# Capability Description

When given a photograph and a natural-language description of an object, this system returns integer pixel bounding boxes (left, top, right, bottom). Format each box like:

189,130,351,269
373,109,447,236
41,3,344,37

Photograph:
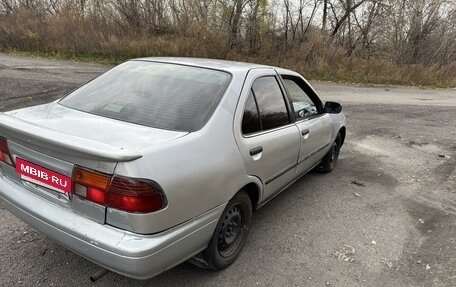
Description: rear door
234,69,300,201
280,75,333,173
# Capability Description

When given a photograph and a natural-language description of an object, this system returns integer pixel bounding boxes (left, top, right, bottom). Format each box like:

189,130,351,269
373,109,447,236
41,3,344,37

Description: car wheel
316,133,341,173
204,191,252,270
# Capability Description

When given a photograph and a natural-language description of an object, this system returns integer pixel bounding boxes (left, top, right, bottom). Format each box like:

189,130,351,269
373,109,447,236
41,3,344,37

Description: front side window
282,78,318,120
59,61,231,132
252,77,290,130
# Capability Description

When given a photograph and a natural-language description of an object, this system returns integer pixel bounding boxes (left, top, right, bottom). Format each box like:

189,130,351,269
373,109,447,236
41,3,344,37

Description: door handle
301,129,310,141
249,146,263,156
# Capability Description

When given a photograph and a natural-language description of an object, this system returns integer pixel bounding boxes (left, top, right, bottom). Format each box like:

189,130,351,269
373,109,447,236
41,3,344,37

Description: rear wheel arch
241,182,261,210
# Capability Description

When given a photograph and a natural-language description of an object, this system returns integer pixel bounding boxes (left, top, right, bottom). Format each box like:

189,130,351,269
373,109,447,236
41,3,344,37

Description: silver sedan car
0,58,345,280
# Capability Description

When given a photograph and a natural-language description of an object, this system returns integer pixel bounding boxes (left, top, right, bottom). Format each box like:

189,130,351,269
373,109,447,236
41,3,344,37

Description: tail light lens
107,177,165,213
72,166,166,213
0,137,14,166
73,167,111,205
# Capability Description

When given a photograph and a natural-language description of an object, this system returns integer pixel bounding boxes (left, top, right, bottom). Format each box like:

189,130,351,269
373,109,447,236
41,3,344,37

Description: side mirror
324,101,342,114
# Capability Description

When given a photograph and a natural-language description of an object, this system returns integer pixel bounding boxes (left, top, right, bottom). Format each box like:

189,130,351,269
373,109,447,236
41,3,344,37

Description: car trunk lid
4,103,188,161
0,103,188,224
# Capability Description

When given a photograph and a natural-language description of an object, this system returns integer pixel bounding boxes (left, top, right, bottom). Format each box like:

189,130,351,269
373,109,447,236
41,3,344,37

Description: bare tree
329,0,368,37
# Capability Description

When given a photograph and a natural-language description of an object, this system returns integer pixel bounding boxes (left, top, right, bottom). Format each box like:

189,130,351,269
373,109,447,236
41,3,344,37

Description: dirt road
0,54,455,287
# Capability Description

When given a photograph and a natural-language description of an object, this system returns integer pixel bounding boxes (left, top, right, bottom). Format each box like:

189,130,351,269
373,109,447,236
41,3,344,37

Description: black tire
204,191,252,270
316,133,342,173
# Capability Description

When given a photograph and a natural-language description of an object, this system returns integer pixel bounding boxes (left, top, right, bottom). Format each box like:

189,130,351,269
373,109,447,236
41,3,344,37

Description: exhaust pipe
90,268,109,282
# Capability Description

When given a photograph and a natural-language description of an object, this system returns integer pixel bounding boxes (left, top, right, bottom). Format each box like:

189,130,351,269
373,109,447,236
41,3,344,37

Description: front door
280,76,333,173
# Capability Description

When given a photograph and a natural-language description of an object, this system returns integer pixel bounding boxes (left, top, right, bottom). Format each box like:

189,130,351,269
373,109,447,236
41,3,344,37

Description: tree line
0,0,455,86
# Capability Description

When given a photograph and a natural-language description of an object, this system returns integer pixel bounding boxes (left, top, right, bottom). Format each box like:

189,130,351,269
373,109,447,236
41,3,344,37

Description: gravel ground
0,54,455,287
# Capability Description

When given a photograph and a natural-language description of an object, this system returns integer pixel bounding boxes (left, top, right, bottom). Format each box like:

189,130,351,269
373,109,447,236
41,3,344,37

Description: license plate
15,158,72,193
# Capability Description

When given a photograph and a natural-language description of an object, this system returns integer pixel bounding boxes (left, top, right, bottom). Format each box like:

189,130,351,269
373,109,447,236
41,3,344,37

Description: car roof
132,57,298,75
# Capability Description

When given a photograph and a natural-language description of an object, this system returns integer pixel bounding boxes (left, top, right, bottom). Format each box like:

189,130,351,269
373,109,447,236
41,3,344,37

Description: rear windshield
59,61,231,132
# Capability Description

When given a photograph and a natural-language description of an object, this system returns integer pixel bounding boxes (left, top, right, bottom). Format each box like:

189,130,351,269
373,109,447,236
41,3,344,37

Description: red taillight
0,137,14,166
72,166,166,213
87,187,106,205
107,177,165,213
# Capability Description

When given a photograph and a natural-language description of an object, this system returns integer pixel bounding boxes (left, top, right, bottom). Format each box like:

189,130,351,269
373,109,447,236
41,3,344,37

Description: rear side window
252,77,290,130
241,76,291,135
59,61,231,132
242,90,261,134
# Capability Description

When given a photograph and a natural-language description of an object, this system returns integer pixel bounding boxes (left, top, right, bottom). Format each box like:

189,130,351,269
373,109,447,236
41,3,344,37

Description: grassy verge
1,49,122,65
2,47,455,89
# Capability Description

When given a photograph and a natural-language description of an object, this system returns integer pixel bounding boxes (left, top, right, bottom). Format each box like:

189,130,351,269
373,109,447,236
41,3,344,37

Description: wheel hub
218,206,242,251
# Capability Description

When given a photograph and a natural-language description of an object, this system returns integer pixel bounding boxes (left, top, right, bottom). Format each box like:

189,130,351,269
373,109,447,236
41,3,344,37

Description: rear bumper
0,174,224,279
